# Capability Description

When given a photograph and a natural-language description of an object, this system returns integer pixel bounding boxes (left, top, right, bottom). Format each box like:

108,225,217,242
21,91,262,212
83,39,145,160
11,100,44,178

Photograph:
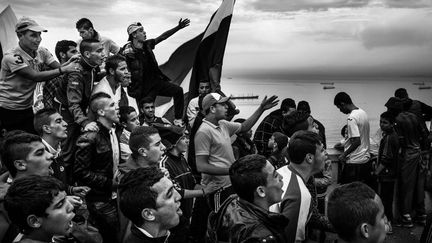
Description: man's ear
305,153,314,164
141,208,155,222
359,223,369,239
256,186,266,198
27,215,43,229
108,67,115,76
59,51,67,60
42,124,52,134
97,109,105,117
83,50,90,59
209,106,216,114
138,147,147,157
14,160,27,172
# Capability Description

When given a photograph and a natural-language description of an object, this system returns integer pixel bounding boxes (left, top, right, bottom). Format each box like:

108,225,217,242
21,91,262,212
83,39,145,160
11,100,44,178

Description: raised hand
178,18,190,29
260,95,279,111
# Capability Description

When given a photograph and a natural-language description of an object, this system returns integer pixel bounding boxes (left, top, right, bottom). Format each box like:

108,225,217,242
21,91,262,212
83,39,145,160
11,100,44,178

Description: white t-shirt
345,108,370,164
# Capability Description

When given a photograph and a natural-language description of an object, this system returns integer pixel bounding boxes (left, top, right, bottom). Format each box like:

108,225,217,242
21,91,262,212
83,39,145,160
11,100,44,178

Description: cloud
251,0,369,12
250,0,432,12
359,10,432,48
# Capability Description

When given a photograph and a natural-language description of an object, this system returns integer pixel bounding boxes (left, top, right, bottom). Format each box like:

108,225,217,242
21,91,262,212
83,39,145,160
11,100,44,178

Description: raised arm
240,95,279,133
15,61,79,82
155,18,190,45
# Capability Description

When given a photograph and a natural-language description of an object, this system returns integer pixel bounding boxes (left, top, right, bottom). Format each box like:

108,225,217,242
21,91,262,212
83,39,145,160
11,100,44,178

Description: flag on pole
156,0,236,119
188,0,235,101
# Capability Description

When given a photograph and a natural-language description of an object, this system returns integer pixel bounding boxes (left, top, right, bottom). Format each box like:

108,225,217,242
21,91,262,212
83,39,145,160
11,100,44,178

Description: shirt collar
135,225,170,239
41,139,61,158
202,118,219,129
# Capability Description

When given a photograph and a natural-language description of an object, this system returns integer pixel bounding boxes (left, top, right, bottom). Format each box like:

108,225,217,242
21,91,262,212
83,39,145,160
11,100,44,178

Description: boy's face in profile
38,191,75,237
379,117,393,133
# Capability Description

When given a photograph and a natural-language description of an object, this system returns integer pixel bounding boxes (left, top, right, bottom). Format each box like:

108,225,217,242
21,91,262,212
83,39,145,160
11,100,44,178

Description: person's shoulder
76,130,98,146
37,46,52,55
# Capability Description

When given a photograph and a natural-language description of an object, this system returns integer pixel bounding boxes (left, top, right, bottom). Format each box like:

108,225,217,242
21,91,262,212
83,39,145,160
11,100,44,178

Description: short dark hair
229,154,267,203
281,98,296,112
119,106,136,124
394,88,408,99
79,39,100,54
334,92,353,106
282,110,310,137
33,108,58,136
119,167,165,226
105,54,126,74
139,96,155,109
129,126,159,158
328,182,380,242
380,111,396,124
76,18,93,30
54,40,77,61
1,132,42,177
288,130,322,164
272,132,288,151
297,100,311,114
89,92,112,117
4,175,65,234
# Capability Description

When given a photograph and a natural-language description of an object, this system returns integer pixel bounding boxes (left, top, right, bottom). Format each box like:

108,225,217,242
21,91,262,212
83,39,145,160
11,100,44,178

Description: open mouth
177,207,183,216
48,166,54,176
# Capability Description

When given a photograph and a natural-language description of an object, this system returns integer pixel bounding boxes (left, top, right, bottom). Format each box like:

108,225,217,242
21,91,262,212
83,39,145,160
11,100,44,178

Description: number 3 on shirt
13,54,24,64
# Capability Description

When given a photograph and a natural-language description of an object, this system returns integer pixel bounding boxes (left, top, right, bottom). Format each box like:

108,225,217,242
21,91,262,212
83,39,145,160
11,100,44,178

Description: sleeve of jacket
380,134,399,168
73,133,112,190
66,72,90,128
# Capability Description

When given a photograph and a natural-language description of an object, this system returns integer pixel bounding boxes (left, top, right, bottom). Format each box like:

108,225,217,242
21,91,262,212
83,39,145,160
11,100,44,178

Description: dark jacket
73,121,121,202
253,109,284,157
55,58,96,127
207,195,288,243
125,225,169,243
120,40,170,101
377,129,400,179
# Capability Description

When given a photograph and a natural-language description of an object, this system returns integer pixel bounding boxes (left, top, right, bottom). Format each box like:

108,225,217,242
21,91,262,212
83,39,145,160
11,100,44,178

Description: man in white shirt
92,54,131,107
334,92,370,184
187,80,211,127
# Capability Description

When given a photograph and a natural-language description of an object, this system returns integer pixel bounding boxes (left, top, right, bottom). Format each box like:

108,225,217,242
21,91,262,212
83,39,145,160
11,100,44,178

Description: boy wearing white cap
120,19,190,127
0,17,79,133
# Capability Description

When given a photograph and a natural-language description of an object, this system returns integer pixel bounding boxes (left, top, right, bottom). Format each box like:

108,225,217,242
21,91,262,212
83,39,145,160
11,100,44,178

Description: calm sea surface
222,77,432,146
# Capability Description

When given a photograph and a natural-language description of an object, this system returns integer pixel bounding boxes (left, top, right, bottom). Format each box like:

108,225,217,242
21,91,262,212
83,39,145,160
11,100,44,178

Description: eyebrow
165,185,174,199
53,193,66,208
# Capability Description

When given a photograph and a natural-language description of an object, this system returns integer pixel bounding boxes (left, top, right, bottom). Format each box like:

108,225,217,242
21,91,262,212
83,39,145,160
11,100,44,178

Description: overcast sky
2,0,432,78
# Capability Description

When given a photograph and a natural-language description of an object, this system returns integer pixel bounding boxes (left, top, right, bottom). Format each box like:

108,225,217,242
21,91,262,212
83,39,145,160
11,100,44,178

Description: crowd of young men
0,15,432,243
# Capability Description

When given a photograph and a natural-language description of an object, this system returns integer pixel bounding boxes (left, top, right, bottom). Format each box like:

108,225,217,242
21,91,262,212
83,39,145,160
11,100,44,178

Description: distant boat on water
320,82,334,85
230,94,259,100
323,86,335,90
419,86,431,90
413,82,425,85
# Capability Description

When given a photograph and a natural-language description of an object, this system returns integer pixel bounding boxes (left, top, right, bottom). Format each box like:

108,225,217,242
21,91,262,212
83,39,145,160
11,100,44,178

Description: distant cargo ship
323,86,335,90
413,82,425,85
419,86,431,90
320,82,334,85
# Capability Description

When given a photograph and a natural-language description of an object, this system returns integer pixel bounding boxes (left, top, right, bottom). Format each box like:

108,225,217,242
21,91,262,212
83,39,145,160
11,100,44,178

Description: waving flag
188,0,235,101
156,0,236,119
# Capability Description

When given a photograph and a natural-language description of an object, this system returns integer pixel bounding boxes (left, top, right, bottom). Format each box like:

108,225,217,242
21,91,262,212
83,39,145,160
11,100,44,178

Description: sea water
223,77,432,146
